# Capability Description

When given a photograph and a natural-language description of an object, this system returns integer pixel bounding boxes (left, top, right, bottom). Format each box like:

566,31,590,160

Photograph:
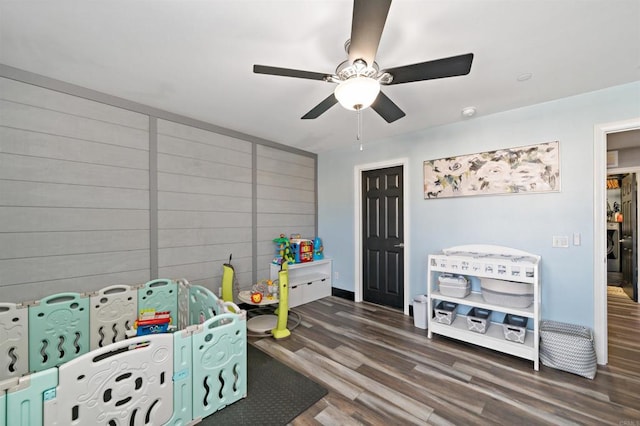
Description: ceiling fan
253,0,473,123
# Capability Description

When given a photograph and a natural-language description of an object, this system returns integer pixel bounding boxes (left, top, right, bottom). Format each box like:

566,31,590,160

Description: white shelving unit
427,245,541,370
270,259,332,308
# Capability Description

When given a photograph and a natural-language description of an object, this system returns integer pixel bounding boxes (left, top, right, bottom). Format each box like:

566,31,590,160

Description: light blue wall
318,81,640,328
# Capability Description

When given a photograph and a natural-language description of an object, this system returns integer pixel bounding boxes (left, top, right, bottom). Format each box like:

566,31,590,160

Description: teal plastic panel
28,293,90,372
0,388,4,426
0,378,17,426
0,303,28,381
138,279,179,325
191,313,247,419
188,285,221,327
6,367,58,426
166,330,194,425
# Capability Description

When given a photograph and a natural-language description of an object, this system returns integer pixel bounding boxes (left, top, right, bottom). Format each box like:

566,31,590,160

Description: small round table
238,291,279,335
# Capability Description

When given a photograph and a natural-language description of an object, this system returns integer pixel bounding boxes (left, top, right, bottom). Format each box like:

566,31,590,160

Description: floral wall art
423,141,560,199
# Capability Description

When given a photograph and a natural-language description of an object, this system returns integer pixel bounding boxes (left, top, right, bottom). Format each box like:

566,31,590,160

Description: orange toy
251,292,263,303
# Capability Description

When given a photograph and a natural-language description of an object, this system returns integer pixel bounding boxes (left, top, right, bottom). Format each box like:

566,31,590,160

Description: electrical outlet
334,271,339,280
552,236,569,248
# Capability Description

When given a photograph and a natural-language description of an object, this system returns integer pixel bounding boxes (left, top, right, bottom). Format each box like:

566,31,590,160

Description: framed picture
424,141,560,199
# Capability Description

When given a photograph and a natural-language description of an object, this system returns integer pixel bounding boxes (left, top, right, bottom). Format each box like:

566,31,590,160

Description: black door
621,173,638,301
362,166,404,309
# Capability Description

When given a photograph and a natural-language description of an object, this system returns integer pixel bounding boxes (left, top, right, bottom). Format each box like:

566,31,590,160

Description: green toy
273,234,295,265
271,262,291,339
222,254,235,303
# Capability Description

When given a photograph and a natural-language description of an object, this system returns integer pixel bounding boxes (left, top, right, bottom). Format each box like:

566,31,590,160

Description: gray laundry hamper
539,320,597,379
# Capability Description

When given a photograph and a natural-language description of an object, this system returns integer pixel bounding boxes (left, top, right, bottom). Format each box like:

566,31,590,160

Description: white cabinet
427,245,541,370
270,259,332,308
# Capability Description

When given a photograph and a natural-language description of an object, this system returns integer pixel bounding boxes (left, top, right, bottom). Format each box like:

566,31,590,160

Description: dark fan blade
371,91,405,123
383,53,474,85
348,0,391,67
253,65,331,82
301,93,338,119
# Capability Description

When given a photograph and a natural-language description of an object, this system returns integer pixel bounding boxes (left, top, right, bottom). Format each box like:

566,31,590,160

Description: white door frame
354,158,410,314
593,117,640,364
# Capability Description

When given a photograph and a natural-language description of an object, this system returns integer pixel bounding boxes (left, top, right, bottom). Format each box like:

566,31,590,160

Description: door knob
394,243,404,248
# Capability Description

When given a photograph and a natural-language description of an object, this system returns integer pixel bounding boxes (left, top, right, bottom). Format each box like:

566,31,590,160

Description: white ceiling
608,129,640,150
1,0,639,153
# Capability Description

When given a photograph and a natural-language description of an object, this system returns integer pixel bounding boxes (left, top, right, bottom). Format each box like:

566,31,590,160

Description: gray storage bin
434,301,457,325
502,314,527,343
466,307,491,334
539,320,597,379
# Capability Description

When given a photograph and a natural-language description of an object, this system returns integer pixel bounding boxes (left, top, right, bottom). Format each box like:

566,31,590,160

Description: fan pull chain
356,107,363,151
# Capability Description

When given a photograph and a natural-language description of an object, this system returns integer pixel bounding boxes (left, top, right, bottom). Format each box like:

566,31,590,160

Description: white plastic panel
89,285,138,350
177,279,190,330
46,334,174,426
0,303,28,380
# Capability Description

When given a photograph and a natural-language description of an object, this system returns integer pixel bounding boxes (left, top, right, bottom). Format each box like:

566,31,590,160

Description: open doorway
606,171,639,302
606,130,640,302
594,119,640,365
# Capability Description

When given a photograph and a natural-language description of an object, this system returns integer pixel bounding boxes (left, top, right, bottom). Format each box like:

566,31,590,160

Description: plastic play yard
0,278,247,425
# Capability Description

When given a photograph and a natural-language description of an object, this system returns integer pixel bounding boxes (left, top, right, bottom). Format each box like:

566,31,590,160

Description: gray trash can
412,295,428,329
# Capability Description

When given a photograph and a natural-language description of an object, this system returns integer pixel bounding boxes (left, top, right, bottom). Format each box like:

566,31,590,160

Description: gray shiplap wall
0,78,150,301
256,145,316,280
156,119,253,293
0,74,316,302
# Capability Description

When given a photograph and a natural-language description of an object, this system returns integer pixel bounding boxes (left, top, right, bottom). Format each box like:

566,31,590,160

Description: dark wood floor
249,291,640,425
607,286,640,376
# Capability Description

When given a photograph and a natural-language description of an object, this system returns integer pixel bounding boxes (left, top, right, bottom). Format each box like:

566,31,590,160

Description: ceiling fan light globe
334,77,380,111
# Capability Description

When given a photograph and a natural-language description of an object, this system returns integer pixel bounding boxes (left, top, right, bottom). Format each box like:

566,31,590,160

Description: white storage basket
438,273,470,298
480,278,533,308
